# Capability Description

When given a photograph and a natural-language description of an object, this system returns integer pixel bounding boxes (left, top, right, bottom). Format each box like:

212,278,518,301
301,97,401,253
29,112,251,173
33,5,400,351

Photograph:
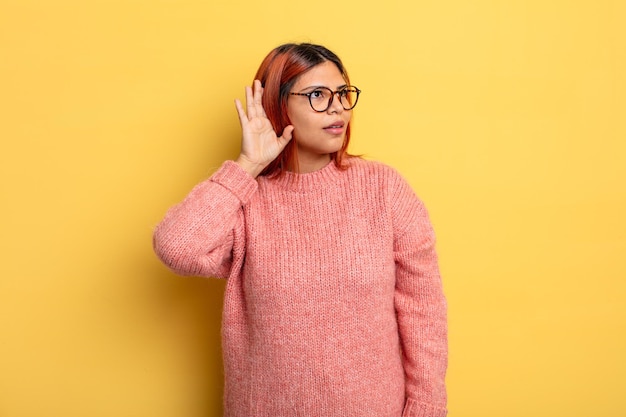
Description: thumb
278,125,294,145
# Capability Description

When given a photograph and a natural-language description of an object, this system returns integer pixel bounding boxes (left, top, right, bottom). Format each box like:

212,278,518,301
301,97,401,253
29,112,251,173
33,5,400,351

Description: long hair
253,43,354,176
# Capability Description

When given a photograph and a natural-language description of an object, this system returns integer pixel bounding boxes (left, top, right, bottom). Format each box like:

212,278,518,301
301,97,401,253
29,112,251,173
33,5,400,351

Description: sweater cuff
402,398,447,417
210,160,258,205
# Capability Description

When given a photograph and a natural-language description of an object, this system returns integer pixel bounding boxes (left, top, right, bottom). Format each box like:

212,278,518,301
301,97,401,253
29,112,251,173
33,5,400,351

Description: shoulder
344,157,414,193
344,158,431,234
344,157,405,181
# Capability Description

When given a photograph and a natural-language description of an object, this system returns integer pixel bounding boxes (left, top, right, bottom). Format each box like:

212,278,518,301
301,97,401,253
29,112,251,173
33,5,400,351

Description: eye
309,89,327,100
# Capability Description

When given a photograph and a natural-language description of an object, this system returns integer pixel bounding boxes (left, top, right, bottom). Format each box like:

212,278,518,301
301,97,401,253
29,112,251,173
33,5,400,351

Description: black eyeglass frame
289,86,362,112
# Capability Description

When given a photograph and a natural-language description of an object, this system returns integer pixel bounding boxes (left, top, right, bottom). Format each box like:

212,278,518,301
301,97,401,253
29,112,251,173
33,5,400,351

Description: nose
327,92,344,113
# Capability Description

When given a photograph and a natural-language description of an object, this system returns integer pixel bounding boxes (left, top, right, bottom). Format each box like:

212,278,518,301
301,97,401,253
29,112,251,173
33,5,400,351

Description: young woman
153,43,448,417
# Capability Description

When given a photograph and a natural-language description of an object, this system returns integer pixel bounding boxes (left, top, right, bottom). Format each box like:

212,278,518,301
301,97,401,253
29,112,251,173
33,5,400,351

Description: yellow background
1,0,625,416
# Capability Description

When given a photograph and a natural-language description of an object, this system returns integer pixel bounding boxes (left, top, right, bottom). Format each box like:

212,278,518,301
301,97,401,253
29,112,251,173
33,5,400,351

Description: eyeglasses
289,86,361,112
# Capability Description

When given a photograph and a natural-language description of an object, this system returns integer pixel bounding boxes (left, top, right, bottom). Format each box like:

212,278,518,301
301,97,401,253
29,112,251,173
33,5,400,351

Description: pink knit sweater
153,158,447,417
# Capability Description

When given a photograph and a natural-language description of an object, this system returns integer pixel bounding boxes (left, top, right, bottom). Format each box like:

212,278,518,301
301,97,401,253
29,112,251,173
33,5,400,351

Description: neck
295,154,332,173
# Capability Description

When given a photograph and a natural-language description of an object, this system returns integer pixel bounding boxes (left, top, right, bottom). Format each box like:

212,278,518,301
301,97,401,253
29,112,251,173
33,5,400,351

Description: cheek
287,108,302,131
288,112,314,132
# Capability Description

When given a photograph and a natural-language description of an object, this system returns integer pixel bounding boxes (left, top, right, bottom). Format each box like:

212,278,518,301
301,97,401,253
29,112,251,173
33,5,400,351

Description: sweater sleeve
389,172,448,417
153,160,257,278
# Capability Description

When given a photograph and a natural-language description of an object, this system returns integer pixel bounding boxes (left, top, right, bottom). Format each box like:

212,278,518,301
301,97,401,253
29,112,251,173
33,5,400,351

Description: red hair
253,43,354,176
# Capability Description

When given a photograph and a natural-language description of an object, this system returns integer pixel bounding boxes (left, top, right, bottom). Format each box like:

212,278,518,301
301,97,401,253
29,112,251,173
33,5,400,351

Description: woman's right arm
153,161,257,278
153,80,293,278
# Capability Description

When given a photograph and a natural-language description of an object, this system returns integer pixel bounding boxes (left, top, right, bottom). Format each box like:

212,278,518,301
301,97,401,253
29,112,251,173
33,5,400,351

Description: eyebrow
298,83,348,92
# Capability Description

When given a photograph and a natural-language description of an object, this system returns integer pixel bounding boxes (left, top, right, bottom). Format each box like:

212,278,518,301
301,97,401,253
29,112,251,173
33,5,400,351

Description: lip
323,120,346,135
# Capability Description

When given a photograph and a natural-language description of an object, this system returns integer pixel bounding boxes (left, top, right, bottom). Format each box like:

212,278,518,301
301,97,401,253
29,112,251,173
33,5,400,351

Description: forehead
291,61,346,90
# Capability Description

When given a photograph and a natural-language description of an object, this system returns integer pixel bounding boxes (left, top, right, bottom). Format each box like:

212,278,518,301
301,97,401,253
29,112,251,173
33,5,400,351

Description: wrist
235,155,265,178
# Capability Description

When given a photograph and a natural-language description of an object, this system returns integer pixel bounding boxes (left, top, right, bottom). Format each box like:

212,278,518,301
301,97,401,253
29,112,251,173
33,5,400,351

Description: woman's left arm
390,172,448,417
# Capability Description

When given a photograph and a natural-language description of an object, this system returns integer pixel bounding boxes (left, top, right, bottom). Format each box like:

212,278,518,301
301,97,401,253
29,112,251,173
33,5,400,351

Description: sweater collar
259,160,342,192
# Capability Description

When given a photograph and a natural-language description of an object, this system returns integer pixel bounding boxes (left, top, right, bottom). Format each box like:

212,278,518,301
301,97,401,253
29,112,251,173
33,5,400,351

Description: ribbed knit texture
153,158,447,417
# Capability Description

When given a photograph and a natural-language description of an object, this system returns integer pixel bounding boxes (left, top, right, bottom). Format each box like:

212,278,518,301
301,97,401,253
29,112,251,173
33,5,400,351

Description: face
286,61,352,173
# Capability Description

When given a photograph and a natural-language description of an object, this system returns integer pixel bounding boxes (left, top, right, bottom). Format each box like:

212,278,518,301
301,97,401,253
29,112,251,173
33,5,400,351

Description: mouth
323,121,346,134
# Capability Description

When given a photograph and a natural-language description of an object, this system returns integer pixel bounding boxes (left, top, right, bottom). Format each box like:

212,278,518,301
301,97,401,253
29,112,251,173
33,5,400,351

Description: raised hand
234,80,294,177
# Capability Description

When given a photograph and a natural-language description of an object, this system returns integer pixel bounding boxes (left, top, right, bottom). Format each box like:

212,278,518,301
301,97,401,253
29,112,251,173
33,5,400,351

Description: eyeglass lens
309,87,359,112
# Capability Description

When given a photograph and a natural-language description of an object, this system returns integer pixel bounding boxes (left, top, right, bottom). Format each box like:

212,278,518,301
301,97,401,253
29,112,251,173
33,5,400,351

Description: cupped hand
234,80,294,177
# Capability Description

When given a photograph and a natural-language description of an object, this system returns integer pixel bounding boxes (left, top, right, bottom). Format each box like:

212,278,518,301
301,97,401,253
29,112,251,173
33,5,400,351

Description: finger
253,80,263,105
278,125,295,144
245,85,256,119
234,99,248,127
253,80,268,118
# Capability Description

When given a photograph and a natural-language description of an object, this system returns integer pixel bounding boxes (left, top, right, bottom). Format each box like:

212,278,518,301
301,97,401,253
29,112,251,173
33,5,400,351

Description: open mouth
323,121,345,133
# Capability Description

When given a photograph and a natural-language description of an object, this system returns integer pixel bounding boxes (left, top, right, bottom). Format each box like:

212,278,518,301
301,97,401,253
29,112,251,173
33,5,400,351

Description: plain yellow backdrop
1,0,625,416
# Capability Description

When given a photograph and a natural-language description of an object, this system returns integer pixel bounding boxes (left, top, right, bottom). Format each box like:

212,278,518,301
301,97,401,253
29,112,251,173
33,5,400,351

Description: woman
153,43,447,417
